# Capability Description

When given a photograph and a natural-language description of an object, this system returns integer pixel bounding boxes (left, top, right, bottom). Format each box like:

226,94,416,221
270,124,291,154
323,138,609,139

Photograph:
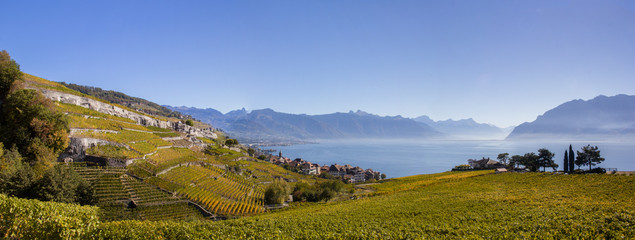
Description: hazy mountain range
169,94,635,144
507,94,635,139
167,107,442,143
413,116,513,139
166,106,509,144
61,80,632,143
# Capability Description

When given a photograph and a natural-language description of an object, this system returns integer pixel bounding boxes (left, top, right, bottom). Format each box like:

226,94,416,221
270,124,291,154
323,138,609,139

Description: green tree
381,173,386,180
225,139,238,147
292,182,318,202
0,146,35,199
537,148,557,172
497,153,510,167
34,164,95,205
318,172,336,179
564,150,569,173
1,51,69,172
319,179,344,193
264,179,291,205
293,179,344,202
509,155,523,170
569,144,575,171
0,50,22,100
0,145,95,205
318,188,336,201
247,148,255,157
0,89,69,174
185,119,194,126
519,152,540,172
575,145,605,171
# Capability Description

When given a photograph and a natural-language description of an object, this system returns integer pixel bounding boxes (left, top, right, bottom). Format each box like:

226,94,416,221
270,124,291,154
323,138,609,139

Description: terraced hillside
20,74,315,220
2,171,633,239
71,163,206,221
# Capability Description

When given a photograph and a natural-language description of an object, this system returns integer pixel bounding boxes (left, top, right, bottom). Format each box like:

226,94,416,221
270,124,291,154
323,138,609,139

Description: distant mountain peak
414,115,509,139
225,108,248,118
414,115,435,125
507,94,635,139
347,110,370,116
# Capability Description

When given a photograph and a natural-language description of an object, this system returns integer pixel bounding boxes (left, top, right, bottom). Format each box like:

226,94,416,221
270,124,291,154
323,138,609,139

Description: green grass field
2,171,633,239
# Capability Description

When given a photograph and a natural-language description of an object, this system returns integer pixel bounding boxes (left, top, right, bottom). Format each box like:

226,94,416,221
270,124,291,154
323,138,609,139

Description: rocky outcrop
60,137,144,166
37,87,221,167
70,128,119,135
38,88,217,139
59,137,127,162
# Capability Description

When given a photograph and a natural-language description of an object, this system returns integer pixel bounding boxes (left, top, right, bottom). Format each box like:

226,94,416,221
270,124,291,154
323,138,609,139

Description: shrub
587,167,606,174
225,139,238,146
452,164,472,171
320,179,344,192
264,179,290,205
292,180,344,202
454,164,471,170
35,165,96,205
0,147,35,199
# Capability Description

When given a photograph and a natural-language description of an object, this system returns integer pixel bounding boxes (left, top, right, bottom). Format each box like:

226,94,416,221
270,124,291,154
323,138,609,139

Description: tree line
264,178,346,205
61,82,184,118
496,144,605,173
0,50,95,205
562,144,605,173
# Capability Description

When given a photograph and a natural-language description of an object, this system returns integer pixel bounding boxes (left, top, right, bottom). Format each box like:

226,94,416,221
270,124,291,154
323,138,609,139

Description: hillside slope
3,171,633,239
508,94,635,139
61,82,184,118
20,74,313,221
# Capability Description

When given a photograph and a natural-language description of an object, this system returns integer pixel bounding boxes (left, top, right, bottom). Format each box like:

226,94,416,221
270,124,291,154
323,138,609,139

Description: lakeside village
265,151,385,183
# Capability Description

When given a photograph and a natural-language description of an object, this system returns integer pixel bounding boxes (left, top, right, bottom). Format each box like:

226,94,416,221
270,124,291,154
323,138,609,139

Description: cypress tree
568,144,575,172
564,150,569,173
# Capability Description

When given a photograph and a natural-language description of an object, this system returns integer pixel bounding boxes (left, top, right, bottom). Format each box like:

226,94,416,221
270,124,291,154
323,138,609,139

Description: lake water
269,139,635,178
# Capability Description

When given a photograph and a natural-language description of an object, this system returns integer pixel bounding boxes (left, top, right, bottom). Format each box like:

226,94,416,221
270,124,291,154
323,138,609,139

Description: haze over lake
271,139,635,178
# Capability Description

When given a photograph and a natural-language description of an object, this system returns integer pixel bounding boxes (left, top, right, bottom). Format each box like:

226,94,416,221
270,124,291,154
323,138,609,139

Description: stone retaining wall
37,88,217,139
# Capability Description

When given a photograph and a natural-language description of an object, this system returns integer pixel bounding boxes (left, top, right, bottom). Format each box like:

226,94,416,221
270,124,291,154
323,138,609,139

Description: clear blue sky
2,1,634,127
